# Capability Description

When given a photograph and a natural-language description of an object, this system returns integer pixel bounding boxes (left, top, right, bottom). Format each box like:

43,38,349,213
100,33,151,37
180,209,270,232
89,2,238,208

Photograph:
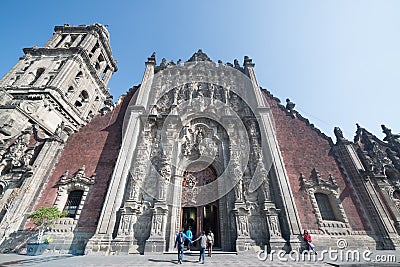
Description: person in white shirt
206,230,214,257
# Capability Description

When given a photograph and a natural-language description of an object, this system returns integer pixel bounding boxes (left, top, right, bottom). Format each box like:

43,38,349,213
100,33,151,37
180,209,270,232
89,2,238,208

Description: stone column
44,32,63,48
86,56,155,255
71,35,83,47
167,174,183,251
102,69,113,84
92,48,102,64
79,33,97,51
245,62,302,250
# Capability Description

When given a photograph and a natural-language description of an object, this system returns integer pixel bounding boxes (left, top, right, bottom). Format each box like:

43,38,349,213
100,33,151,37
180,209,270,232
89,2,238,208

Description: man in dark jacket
174,230,192,264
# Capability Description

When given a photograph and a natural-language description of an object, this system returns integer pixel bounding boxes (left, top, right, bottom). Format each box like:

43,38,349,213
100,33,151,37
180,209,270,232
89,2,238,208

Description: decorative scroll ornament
0,128,35,175
57,165,96,185
301,168,339,192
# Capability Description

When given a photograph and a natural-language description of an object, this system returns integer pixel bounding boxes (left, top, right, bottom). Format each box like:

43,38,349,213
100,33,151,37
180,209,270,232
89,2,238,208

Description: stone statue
382,125,400,144
334,127,346,143
285,98,295,112
224,86,230,105
209,83,215,104
238,215,249,236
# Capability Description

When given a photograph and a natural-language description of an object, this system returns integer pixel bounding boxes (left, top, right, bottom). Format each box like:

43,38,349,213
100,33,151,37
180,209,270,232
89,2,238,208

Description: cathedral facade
0,24,400,255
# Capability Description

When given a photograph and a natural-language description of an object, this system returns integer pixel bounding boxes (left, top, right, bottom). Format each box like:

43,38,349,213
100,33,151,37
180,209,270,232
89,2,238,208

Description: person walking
303,230,317,255
185,226,193,251
192,231,207,264
174,230,192,264
206,230,214,257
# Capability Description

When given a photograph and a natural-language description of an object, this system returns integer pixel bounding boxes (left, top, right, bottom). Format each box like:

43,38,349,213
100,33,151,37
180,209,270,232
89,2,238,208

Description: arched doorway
181,166,220,247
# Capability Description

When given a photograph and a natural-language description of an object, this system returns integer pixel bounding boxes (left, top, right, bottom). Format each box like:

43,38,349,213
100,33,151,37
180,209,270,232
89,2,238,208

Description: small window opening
63,190,84,218
315,192,337,221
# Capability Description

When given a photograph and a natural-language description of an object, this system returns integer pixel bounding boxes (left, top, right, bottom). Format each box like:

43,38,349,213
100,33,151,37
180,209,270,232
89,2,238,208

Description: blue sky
1,0,399,140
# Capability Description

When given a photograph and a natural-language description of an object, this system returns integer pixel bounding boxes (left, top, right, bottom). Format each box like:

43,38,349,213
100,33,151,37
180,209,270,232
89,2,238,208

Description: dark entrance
181,167,220,247
181,203,219,247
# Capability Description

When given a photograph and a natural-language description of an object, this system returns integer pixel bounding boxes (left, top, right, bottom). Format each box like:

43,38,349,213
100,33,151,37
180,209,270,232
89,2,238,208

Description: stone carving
0,119,14,136
20,101,39,114
301,169,350,233
152,214,163,235
382,125,400,145
230,158,244,202
285,98,295,112
237,215,249,236
355,125,400,181
371,143,393,175
181,173,199,206
301,168,338,191
181,124,217,159
0,129,34,174
263,204,282,238
334,127,347,143
99,96,115,115
118,212,135,236
209,83,215,104
224,86,230,105
269,216,280,236
57,165,96,185
129,177,140,201
382,125,400,156
186,49,212,62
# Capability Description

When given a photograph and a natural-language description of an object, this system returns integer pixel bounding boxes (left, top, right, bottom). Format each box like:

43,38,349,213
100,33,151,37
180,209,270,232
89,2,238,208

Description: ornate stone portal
86,52,298,254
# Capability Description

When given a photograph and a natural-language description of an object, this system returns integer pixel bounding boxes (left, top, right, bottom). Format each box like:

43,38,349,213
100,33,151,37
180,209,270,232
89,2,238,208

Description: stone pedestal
264,201,287,252
144,204,168,253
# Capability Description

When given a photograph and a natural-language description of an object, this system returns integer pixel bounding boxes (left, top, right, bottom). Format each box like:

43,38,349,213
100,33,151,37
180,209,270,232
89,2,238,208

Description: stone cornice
261,88,334,146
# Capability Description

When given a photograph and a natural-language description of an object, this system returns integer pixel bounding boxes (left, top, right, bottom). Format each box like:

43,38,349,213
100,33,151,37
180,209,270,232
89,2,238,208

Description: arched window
74,90,89,108
315,193,337,221
75,71,83,83
29,68,45,85
63,190,84,218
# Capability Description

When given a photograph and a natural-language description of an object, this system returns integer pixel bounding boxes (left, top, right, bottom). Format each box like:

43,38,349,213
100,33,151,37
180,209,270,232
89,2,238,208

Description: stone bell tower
0,23,117,138
0,24,117,246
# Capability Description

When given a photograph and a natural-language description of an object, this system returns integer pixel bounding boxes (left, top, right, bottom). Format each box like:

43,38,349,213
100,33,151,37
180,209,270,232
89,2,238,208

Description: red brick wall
263,90,368,232
33,87,139,232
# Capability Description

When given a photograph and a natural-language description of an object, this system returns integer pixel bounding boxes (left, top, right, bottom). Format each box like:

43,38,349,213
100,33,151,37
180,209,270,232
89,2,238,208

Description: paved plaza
1,250,400,267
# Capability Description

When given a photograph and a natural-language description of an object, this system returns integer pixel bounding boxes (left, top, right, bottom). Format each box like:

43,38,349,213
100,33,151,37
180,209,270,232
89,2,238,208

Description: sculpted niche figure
382,125,400,145
334,127,347,143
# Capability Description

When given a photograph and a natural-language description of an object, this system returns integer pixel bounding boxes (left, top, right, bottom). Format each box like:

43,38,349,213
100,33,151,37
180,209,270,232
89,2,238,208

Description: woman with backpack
192,231,207,264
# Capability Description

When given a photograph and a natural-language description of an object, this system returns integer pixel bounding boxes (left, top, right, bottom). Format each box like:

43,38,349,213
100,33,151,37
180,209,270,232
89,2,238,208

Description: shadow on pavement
0,255,74,266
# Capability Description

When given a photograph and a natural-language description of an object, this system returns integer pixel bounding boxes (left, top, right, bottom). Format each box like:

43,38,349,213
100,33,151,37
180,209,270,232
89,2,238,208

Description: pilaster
144,203,169,253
